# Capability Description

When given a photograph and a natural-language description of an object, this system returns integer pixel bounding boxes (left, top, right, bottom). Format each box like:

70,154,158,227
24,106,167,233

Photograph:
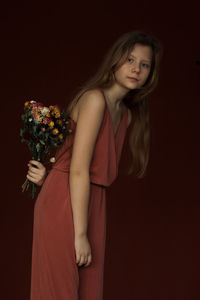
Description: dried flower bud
50,157,56,163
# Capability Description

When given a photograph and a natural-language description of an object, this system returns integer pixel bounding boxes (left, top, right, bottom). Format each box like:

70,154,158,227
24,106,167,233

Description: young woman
27,31,162,300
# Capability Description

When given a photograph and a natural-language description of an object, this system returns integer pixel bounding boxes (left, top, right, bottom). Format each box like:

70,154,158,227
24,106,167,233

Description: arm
69,90,105,238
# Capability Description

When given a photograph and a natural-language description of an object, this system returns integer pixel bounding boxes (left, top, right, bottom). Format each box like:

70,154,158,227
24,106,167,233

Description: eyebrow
129,54,151,63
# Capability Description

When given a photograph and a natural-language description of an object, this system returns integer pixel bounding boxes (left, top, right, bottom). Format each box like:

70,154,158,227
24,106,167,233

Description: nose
131,61,140,73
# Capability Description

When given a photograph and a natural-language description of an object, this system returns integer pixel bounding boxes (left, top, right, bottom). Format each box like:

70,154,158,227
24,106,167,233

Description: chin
126,83,139,90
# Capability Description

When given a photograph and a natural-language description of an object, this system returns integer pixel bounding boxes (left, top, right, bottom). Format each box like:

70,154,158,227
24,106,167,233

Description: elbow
69,167,90,178
69,168,90,187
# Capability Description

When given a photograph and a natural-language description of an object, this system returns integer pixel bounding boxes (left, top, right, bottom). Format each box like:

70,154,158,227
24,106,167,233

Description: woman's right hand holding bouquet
20,100,71,198
27,160,47,186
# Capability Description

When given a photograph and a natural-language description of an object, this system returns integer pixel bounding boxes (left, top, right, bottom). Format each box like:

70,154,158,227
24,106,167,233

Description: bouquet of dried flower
20,100,72,198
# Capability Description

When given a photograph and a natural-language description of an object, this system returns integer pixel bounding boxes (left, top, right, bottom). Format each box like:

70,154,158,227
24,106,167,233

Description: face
114,43,153,91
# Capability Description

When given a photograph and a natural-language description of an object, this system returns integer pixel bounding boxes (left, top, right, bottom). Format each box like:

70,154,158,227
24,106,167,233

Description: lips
128,77,139,81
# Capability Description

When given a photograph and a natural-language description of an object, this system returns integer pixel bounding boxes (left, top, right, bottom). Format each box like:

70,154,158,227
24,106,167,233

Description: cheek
143,68,151,80
115,65,127,78
114,69,122,80
140,69,151,86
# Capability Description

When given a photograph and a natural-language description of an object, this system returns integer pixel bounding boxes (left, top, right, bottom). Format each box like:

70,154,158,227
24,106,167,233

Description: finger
84,254,92,267
28,166,42,175
27,170,40,178
88,253,92,263
78,255,86,266
27,174,38,183
83,257,88,265
27,162,38,168
76,253,80,264
84,261,89,267
78,255,84,266
28,170,41,178
29,160,42,168
28,166,39,174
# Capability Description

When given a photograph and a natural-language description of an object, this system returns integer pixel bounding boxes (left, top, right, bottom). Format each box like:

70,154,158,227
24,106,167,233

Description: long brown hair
67,30,163,178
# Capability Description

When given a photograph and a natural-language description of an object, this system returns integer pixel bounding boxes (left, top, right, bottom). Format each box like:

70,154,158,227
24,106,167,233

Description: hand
74,234,92,268
27,160,47,186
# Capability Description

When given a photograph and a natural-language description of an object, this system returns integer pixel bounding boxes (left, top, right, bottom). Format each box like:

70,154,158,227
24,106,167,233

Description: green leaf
20,129,24,137
39,140,45,145
36,143,40,152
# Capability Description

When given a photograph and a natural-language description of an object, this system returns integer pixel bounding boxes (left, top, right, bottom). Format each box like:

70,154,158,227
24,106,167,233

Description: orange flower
24,101,29,107
58,133,63,140
55,112,60,118
46,112,50,117
54,105,60,112
56,119,62,125
49,121,54,127
52,128,59,135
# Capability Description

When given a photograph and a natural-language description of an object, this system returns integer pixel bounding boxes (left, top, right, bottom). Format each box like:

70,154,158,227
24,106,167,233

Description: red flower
37,102,44,107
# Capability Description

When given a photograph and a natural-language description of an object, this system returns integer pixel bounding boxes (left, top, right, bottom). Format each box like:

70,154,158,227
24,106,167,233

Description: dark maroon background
1,1,200,299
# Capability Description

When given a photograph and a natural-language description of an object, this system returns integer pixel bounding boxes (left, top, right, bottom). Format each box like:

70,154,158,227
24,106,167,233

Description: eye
142,63,149,68
127,58,133,63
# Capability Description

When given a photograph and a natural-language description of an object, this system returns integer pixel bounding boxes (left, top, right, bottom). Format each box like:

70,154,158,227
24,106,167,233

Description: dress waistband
51,167,69,173
51,167,106,189
90,182,106,189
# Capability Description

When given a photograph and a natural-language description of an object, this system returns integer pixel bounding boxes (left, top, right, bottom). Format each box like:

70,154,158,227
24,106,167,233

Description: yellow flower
24,101,29,107
46,112,50,117
52,128,59,135
58,133,63,140
49,121,54,127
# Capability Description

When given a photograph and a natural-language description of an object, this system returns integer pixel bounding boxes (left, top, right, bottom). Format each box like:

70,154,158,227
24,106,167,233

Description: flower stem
22,178,29,192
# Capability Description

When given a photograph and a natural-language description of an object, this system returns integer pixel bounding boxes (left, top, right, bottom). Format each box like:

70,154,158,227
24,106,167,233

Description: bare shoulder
69,89,106,173
77,89,105,116
127,108,132,127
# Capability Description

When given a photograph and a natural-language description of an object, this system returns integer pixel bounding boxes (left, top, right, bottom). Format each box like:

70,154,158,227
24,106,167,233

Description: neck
103,84,129,108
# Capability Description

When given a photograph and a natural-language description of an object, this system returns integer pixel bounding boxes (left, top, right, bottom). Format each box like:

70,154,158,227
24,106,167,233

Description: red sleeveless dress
30,88,128,300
